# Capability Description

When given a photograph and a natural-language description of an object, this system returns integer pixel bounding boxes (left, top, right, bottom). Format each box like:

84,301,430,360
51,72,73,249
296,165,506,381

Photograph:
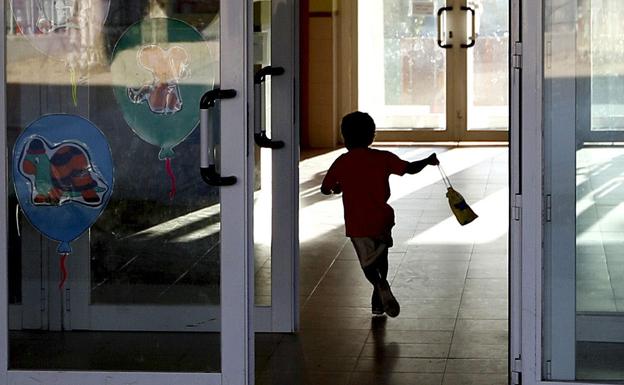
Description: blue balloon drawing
13,114,114,288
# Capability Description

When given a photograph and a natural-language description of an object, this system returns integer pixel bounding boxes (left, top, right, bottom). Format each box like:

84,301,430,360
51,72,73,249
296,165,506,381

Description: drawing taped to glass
11,0,111,105
128,45,190,115
12,114,114,288
112,17,215,199
18,136,109,207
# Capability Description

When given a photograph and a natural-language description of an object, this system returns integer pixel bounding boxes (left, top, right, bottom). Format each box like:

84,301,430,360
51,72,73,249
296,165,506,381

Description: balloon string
70,67,78,107
15,203,21,237
165,158,177,200
59,253,68,289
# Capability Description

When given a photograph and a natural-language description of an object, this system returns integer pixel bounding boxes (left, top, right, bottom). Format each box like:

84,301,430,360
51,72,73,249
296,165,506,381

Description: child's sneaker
377,280,400,317
372,288,384,315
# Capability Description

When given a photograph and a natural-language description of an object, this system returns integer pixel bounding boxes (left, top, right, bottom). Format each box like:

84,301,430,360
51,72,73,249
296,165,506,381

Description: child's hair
341,111,375,149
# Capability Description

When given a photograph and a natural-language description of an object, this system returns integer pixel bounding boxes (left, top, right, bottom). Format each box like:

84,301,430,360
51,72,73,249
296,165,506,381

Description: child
320,111,439,317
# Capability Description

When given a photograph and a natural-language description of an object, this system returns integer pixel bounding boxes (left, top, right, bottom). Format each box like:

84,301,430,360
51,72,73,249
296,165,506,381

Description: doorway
282,0,513,383
358,0,509,142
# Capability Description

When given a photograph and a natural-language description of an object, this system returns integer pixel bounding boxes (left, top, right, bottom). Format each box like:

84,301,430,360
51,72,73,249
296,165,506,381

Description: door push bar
437,6,453,49
254,66,285,149
461,6,476,48
200,88,238,186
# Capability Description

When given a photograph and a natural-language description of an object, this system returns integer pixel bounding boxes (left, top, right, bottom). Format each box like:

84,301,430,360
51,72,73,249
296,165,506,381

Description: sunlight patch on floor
409,188,509,245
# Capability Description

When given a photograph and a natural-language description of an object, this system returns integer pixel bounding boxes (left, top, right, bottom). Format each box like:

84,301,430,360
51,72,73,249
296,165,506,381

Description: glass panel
253,0,272,307
544,0,624,381
590,1,624,131
467,0,509,131
7,0,221,372
359,0,447,130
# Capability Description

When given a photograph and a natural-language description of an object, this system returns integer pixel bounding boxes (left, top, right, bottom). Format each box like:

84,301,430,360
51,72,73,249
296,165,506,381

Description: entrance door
2,0,256,384
516,0,624,383
359,0,509,142
8,0,298,335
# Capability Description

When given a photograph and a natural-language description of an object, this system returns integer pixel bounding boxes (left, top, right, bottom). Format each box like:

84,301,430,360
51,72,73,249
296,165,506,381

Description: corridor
256,145,509,385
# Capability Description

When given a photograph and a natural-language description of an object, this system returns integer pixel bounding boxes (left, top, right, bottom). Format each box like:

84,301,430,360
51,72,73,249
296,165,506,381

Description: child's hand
428,153,440,166
320,183,342,195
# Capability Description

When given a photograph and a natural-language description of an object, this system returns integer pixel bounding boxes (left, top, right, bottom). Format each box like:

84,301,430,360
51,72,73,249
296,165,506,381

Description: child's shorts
350,233,393,268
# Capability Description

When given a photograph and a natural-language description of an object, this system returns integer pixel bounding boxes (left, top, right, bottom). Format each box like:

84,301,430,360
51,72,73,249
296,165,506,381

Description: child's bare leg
366,247,399,317
377,249,389,280
363,248,392,316
363,263,384,315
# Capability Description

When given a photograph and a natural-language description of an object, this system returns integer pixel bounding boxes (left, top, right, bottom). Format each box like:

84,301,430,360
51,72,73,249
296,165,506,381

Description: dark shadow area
10,330,221,372
577,341,624,382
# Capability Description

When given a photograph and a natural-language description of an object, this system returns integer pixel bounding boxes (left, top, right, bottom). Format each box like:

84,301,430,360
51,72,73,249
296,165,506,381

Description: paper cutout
112,18,214,198
11,0,110,57
128,45,190,115
19,136,108,207
12,0,111,106
12,114,114,288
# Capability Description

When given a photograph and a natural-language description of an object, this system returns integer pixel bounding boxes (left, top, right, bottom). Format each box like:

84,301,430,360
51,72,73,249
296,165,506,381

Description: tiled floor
256,145,510,385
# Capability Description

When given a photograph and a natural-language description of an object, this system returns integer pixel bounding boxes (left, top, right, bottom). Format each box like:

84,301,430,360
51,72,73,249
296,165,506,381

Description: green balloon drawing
111,17,215,198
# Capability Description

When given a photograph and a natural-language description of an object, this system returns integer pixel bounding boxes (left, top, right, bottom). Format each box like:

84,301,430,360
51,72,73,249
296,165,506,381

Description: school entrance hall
254,144,509,385
3,1,624,385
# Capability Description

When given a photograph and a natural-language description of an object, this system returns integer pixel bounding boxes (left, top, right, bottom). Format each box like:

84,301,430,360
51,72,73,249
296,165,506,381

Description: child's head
341,111,375,149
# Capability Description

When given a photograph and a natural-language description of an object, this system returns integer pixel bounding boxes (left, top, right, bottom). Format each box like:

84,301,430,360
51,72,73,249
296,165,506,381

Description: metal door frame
0,0,255,383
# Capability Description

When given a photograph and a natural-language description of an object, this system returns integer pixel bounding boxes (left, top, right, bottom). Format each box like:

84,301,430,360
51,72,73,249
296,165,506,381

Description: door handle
437,6,453,49
461,6,476,48
254,66,285,149
200,89,238,186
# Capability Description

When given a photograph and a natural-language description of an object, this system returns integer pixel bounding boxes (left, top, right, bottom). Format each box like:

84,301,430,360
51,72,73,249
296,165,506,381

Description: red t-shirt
321,148,408,237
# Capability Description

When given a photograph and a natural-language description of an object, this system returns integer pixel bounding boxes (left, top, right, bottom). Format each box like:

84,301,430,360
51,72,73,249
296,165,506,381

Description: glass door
252,0,299,332
518,0,624,383
4,0,296,336
358,0,509,142
2,0,255,384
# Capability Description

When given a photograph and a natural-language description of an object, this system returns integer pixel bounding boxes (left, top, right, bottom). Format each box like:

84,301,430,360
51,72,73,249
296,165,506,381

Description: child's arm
321,162,341,195
405,153,439,175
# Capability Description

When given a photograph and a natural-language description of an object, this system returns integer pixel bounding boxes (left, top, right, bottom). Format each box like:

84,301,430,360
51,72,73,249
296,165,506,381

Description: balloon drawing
11,0,111,105
128,45,190,115
13,114,113,288
111,17,215,199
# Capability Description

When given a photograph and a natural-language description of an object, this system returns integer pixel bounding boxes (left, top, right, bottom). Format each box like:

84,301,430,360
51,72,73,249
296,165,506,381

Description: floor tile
442,373,507,385
348,372,443,385
445,359,507,374
354,357,447,373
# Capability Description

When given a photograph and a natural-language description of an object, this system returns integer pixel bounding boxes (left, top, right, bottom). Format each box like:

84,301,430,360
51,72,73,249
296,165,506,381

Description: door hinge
546,40,552,69
512,356,522,385
64,288,71,312
545,360,552,380
40,287,46,312
512,193,522,221
545,194,552,222
512,41,522,69
512,370,522,385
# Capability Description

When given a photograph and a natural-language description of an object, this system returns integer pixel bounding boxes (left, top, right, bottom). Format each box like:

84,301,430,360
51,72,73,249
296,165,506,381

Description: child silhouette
321,111,439,317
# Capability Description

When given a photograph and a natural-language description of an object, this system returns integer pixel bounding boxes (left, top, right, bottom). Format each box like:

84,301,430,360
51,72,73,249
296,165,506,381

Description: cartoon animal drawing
19,137,108,206
127,45,190,115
